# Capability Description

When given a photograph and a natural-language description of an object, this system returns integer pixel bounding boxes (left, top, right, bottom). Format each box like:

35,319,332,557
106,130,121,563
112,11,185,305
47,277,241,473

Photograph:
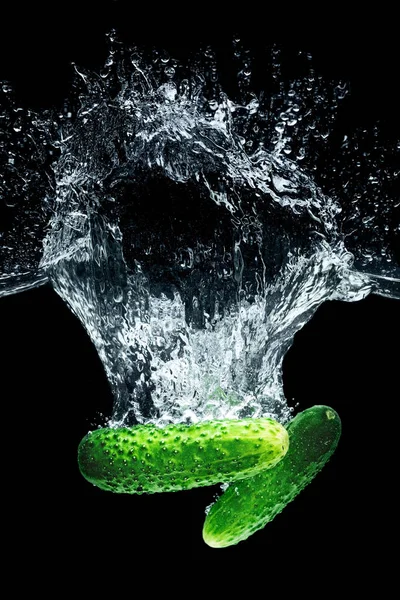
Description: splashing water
1,38,399,429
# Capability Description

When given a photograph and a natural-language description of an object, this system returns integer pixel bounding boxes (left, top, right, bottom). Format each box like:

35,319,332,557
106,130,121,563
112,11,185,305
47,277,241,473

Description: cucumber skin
203,405,342,548
78,418,289,494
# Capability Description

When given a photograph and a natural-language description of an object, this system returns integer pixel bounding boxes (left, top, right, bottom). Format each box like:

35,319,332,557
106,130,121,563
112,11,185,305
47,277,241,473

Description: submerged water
1,38,398,428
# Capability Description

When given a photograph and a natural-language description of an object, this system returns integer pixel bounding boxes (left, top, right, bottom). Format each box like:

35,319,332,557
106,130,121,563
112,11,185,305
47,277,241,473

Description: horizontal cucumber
78,418,289,494
203,405,341,548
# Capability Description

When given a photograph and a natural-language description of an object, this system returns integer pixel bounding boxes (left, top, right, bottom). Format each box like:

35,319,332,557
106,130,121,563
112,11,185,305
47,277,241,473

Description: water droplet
13,119,22,132
164,66,175,78
160,50,170,64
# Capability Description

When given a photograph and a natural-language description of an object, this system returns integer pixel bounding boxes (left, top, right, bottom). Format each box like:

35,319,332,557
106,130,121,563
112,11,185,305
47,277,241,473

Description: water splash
1,38,398,428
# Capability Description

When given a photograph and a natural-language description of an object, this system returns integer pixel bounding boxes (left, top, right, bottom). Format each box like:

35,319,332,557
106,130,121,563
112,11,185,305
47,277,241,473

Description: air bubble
160,51,170,64
164,66,175,78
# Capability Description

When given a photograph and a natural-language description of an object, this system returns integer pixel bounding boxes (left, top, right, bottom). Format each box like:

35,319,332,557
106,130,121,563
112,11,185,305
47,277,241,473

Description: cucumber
203,405,341,548
78,418,289,494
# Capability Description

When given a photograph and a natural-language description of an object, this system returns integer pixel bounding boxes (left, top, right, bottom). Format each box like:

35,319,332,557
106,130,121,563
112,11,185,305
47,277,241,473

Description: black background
0,2,399,572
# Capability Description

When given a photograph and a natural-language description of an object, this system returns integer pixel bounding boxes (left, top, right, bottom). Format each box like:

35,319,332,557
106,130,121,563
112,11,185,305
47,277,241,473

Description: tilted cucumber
78,418,289,494
203,405,341,548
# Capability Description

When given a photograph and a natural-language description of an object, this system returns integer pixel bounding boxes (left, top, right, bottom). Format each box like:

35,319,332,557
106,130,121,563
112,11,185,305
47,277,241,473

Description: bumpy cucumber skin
203,405,341,548
78,418,289,494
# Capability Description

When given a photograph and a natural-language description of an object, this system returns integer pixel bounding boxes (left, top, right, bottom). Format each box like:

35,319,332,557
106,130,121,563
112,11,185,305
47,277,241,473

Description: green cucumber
78,418,289,494
203,405,341,548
